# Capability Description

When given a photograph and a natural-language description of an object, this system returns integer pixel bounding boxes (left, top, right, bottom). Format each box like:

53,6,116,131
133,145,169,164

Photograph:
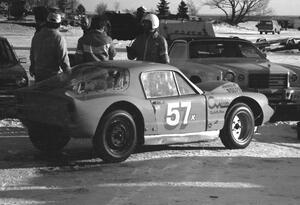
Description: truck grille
248,74,288,89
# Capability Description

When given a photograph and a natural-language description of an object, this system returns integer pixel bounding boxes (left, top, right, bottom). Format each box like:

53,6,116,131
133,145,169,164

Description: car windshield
189,40,264,59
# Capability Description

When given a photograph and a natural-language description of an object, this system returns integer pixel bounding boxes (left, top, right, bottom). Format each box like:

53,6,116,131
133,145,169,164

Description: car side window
0,40,16,66
141,71,178,98
169,42,187,59
174,72,196,95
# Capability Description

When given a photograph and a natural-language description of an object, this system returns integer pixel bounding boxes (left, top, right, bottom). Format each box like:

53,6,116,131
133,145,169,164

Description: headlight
16,77,28,87
223,72,235,82
238,74,245,82
290,74,298,83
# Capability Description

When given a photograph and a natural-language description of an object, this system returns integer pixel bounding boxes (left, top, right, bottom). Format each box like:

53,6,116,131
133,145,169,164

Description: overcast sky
82,0,300,16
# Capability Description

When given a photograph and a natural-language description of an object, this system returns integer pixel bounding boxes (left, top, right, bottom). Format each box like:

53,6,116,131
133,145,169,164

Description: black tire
220,103,255,149
27,122,70,153
260,31,263,35
93,110,137,163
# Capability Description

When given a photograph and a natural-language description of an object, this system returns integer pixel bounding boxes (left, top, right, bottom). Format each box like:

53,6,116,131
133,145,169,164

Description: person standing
127,13,169,64
29,12,70,82
75,15,116,64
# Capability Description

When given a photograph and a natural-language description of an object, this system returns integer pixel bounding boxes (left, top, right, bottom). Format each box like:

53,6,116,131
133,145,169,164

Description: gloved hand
29,66,35,77
126,46,136,60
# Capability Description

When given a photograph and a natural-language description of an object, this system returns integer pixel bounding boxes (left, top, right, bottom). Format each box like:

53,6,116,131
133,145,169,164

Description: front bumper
254,87,300,121
257,87,300,106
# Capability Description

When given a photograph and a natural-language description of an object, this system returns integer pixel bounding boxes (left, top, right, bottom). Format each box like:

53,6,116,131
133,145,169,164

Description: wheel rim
105,116,134,156
231,111,252,144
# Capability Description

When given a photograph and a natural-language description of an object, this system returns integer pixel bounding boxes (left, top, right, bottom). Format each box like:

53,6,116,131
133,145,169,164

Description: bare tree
204,0,271,25
187,0,198,16
95,2,107,15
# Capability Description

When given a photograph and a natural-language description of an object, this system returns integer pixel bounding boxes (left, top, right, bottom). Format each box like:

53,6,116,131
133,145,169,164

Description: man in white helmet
30,12,71,82
127,13,169,64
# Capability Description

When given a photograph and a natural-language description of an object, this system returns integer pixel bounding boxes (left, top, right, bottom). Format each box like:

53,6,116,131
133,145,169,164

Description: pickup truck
256,20,281,34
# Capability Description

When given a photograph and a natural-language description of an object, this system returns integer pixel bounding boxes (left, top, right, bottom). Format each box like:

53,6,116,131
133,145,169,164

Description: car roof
73,60,180,73
172,37,251,43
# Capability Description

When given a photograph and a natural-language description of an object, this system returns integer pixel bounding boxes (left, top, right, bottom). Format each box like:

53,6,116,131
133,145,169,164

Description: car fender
233,92,274,125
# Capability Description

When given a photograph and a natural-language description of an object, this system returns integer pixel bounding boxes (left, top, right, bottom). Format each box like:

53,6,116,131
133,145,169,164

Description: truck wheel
220,103,254,149
260,31,263,34
93,110,137,163
27,122,70,153
272,31,275,34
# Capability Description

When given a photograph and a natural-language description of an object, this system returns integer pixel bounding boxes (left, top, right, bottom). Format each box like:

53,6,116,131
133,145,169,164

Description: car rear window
71,67,129,94
260,21,272,25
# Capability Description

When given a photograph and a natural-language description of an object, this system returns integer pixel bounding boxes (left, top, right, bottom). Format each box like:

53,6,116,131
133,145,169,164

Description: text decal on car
166,102,191,127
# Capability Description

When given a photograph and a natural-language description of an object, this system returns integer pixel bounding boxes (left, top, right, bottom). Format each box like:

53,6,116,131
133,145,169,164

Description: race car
169,37,300,121
15,60,273,163
0,36,28,119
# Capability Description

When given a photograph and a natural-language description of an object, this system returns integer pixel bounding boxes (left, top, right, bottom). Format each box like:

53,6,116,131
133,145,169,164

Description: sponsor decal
222,84,242,93
207,96,229,114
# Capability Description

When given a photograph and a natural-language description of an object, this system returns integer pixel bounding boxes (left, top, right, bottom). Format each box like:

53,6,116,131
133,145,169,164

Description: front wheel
27,122,70,153
220,103,255,149
93,110,137,163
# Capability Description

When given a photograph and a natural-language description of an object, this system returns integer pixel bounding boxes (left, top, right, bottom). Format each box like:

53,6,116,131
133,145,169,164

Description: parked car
169,37,300,121
0,36,28,119
15,60,273,163
256,20,281,34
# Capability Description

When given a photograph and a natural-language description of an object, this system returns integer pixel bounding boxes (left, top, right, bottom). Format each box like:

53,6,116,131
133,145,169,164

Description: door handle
151,100,164,105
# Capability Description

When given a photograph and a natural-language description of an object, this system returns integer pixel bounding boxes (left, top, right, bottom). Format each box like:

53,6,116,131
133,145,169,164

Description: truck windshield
189,41,264,59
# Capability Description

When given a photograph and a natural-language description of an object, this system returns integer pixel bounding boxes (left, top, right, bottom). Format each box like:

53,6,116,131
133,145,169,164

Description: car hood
196,81,242,94
188,58,292,74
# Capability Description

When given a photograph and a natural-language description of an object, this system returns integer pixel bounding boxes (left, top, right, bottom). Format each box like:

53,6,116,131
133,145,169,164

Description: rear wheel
27,122,70,153
93,110,137,163
220,103,255,149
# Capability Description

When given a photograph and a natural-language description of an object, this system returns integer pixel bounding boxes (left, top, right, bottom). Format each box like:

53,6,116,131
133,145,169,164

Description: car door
141,70,206,135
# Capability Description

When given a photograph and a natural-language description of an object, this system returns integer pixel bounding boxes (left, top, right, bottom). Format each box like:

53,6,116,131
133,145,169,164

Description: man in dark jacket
30,12,71,82
75,15,116,64
127,13,169,64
